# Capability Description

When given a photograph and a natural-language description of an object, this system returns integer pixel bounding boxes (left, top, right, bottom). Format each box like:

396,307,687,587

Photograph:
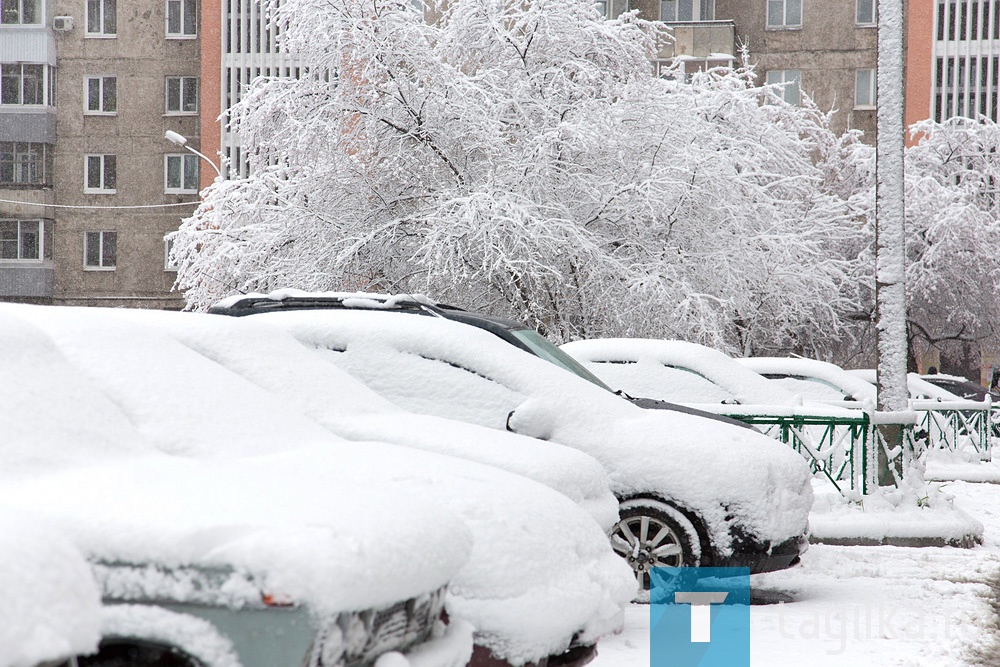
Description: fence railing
731,404,993,495
909,399,993,460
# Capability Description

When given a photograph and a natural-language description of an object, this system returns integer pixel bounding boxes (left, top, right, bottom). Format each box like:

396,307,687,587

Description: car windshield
509,329,614,391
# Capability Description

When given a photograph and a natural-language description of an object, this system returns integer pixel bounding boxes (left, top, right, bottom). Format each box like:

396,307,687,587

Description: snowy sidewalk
593,480,1000,666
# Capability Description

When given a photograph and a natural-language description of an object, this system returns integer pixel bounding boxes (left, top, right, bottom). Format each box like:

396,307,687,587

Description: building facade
0,0,201,308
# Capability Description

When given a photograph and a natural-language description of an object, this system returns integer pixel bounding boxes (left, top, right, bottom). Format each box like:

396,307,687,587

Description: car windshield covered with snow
210,292,814,599
1,303,635,667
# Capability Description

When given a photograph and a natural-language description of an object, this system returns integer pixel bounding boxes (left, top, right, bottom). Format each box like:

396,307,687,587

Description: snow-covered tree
170,0,866,354
826,117,1000,371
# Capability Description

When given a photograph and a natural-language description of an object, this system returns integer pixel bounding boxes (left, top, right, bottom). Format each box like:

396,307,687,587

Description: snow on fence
734,403,993,495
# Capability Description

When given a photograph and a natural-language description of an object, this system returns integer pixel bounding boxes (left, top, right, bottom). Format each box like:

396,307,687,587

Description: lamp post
164,130,223,179
874,0,907,485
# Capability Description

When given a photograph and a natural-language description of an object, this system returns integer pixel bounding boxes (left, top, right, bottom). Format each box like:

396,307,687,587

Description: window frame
165,76,199,115
0,219,47,262
855,67,876,109
84,230,117,270
164,153,200,193
766,0,802,29
766,69,802,105
0,0,42,25
165,0,197,38
86,0,116,37
0,141,51,188
84,154,117,194
0,63,53,107
84,75,117,115
855,0,876,26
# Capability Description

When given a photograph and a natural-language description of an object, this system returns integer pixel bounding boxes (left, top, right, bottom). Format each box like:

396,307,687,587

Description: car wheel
609,498,702,602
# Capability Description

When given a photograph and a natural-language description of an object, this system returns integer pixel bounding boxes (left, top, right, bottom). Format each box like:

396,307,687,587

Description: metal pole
875,0,908,485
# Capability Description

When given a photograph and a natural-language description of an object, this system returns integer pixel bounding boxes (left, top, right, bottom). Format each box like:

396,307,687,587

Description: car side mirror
504,400,554,441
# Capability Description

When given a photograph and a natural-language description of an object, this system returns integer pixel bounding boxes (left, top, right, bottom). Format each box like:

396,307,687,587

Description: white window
164,238,178,270
164,154,199,193
85,154,116,193
166,0,197,37
767,0,801,28
165,76,198,114
1,0,41,24
856,0,876,26
0,219,46,260
660,0,714,21
1,64,52,106
86,0,116,36
84,231,117,269
855,68,876,108
84,76,117,114
766,69,802,105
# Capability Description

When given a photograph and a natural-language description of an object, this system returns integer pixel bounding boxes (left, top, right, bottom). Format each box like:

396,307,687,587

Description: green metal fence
909,399,993,460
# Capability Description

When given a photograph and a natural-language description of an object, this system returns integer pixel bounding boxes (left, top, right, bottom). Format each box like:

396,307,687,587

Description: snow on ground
593,478,1000,666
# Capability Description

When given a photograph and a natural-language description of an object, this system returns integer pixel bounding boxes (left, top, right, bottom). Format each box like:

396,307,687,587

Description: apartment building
0,0,200,308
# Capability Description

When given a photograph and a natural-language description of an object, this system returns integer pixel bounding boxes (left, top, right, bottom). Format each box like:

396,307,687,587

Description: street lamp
164,130,222,179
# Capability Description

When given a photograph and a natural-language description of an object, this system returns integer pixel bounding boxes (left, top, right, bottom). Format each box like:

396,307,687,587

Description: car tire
609,498,703,602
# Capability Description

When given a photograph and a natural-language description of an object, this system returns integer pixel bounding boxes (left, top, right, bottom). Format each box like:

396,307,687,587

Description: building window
165,76,198,114
84,231,117,269
1,63,53,106
87,0,116,36
767,0,801,28
856,0,876,26
0,142,51,187
0,220,48,261
85,154,117,193
1,0,41,24
596,0,628,19
166,0,197,37
660,0,714,21
855,68,876,108
766,69,802,104
164,154,199,193
164,238,178,270
85,76,117,114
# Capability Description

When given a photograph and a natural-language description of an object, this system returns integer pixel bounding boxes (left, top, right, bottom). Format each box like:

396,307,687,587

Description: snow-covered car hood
561,338,860,419
234,309,814,553
0,303,634,664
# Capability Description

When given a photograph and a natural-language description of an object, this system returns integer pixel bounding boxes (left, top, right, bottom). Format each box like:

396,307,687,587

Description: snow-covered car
209,291,755,430
107,305,620,533
733,356,877,408
208,293,815,597
559,337,860,421
920,373,1000,403
1,304,635,667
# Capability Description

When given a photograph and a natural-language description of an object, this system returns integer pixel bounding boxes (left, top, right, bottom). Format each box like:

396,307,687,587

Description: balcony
658,20,736,61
